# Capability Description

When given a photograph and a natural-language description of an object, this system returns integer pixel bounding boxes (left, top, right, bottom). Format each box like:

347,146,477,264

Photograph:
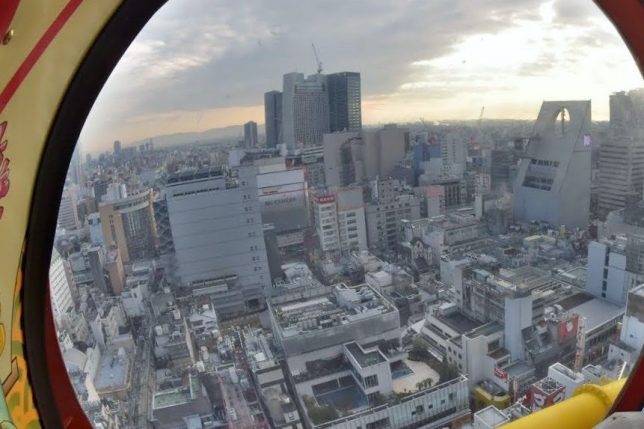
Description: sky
79,0,643,152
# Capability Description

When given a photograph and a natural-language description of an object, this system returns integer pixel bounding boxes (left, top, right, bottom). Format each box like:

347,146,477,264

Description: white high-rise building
586,236,644,306
598,90,644,215
57,185,81,231
282,72,329,149
165,166,270,316
49,248,75,319
608,284,644,367
313,187,367,254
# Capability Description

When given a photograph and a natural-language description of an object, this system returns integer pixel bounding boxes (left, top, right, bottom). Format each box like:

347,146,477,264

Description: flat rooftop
345,343,385,367
153,375,201,409
568,297,624,331
271,284,393,337
465,322,503,339
475,406,510,427
94,353,130,392
437,311,481,334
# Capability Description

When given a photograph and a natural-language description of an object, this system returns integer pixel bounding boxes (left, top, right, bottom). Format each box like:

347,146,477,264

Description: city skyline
78,0,642,152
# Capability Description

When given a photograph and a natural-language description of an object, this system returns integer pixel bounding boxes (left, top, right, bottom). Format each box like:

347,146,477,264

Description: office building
365,178,421,252
586,236,644,306
255,158,308,250
608,284,644,369
99,190,158,264
244,120,259,148
598,90,644,215
327,71,361,132
323,125,409,188
58,185,81,231
513,101,591,228
282,72,329,149
313,187,367,254
104,246,126,295
49,248,75,319
264,90,282,148
86,245,108,293
87,213,104,245
165,166,270,317
113,140,122,156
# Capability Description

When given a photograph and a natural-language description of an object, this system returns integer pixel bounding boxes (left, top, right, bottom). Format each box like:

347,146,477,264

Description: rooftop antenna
312,43,323,74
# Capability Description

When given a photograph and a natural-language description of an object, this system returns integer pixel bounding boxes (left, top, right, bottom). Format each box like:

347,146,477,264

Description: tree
307,405,339,424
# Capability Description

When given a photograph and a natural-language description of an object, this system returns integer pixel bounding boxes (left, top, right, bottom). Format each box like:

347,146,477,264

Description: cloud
79,0,642,151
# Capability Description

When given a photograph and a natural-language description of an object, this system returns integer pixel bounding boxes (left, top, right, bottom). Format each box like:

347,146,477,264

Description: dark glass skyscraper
327,72,362,132
264,90,282,147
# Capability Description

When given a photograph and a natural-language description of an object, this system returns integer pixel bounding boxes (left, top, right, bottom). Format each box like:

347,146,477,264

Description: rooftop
475,405,510,427
94,351,130,393
271,283,393,337
153,375,201,409
568,297,624,332
345,343,386,367
437,310,481,334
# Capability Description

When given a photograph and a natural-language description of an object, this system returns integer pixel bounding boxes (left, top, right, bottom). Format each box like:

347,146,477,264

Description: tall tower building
327,72,362,132
243,121,258,148
57,185,81,231
598,90,644,216
49,248,75,319
264,90,282,148
282,72,329,149
113,140,122,157
99,190,158,264
165,166,270,316
513,101,591,229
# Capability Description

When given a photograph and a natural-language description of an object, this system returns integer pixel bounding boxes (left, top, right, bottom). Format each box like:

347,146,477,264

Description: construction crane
477,106,485,130
312,43,323,74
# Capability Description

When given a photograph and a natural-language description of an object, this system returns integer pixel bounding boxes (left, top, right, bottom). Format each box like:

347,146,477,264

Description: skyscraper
264,90,282,148
165,166,270,316
327,71,362,132
281,72,329,149
513,101,591,229
243,121,258,148
57,185,81,231
113,140,122,156
598,90,644,216
49,248,75,319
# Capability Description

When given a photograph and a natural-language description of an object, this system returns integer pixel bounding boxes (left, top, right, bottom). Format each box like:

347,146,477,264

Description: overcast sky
79,0,643,152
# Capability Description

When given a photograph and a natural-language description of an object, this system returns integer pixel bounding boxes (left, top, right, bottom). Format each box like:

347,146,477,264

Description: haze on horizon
79,0,643,153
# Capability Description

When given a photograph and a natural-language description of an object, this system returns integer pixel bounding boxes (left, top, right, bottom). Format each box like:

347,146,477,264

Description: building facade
264,90,283,148
99,190,158,264
244,120,259,148
282,73,329,149
165,166,271,316
327,72,362,133
513,101,592,228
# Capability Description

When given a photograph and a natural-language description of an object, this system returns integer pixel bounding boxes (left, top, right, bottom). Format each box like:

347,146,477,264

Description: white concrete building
313,188,367,254
165,166,271,316
586,237,644,305
608,284,644,368
57,185,81,231
49,248,75,319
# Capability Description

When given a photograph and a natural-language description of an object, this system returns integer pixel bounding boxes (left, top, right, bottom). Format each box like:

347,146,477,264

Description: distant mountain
129,124,265,148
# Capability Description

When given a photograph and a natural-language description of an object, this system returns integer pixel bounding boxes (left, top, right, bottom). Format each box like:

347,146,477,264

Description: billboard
528,381,566,411
257,169,308,234
317,194,336,204
494,366,508,381
559,314,580,344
